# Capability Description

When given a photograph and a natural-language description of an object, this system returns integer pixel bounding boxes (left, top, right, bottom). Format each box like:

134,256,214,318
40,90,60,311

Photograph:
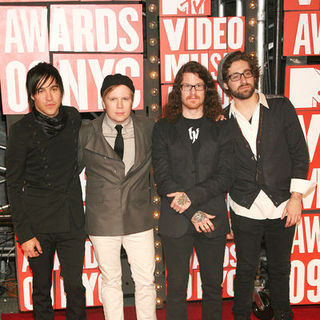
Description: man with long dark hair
152,61,233,319
217,51,313,320
6,62,86,319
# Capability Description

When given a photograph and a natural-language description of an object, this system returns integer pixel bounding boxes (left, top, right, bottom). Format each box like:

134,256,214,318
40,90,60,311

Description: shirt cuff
290,178,316,196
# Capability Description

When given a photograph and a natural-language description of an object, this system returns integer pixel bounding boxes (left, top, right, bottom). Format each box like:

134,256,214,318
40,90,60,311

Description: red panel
285,65,320,110
53,53,144,111
284,0,320,11
0,6,49,115
49,4,143,53
290,213,320,304
283,11,320,56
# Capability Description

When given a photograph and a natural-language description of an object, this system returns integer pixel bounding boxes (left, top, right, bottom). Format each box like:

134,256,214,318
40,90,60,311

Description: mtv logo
298,0,312,5
161,0,206,15
289,67,320,108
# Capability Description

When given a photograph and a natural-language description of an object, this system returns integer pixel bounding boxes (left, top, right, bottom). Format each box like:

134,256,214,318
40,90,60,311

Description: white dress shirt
102,114,135,175
229,93,314,220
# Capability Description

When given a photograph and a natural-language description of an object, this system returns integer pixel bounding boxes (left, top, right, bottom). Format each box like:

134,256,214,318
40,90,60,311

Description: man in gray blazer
79,74,156,320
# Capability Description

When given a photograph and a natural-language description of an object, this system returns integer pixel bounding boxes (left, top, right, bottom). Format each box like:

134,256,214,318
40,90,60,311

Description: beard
181,94,204,111
229,83,255,100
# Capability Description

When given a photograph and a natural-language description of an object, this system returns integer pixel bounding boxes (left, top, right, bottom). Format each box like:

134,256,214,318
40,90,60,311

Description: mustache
186,94,200,99
238,83,251,89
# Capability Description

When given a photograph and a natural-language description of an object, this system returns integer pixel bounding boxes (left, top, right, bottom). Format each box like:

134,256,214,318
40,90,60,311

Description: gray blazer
79,113,154,236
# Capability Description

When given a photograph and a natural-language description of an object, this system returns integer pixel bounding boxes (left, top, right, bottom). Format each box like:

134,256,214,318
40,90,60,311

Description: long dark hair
164,61,221,122
26,62,64,109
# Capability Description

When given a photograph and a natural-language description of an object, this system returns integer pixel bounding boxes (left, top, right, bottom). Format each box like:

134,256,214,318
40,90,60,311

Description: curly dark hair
221,51,260,96
164,61,221,122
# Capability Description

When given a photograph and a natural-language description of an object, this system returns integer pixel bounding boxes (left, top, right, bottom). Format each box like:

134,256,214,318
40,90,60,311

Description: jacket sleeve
152,120,180,196
183,120,234,219
282,97,309,179
6,123,34,244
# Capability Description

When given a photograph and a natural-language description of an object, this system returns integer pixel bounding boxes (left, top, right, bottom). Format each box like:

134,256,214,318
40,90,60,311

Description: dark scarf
33,106,67,137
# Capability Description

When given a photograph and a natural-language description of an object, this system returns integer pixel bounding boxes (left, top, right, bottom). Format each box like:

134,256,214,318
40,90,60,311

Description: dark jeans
161,232,226,320
28,228,86,320
230,211,295,319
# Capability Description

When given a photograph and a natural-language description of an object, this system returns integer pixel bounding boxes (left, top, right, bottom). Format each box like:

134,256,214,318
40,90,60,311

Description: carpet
2,300,320,319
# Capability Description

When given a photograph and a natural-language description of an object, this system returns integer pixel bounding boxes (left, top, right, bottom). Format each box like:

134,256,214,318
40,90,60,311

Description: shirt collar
103,113,132,133
229,92,269,118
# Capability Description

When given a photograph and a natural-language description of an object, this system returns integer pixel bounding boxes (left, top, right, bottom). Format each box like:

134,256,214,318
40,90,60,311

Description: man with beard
152,61,233,319
217,51,314,320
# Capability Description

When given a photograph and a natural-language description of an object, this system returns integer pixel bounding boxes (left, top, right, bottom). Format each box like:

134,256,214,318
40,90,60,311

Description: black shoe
273,310,294,320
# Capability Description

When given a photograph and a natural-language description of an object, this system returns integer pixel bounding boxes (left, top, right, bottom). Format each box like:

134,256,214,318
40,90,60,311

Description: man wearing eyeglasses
217,51,313,320
152,61,233,319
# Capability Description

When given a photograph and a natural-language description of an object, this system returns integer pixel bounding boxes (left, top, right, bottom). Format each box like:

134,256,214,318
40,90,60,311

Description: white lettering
95,9,117,51
294,14,311,55
60,278,66,308
5,9,24,53
83,272,99,306
304,216,320,253
23,277,33,310
196,18,211,50
6,61,28,113
163,18,185,51
119,7,140,52
302,168,320,210
73,9,94,52
213,17,226,50
290,260,305,304
50,8,71,51
20,8,47,53
311,13,320,54
59,59,88,110
292,222,305,253
228,17,244,50
307,259,320,303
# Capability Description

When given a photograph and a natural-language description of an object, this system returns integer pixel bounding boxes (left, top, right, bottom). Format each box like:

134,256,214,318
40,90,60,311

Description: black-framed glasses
180,83,206,92
228,70,253,82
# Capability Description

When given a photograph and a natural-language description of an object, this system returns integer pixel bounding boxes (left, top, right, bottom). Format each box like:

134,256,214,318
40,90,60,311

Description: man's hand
21,237,43,258
281,192,303,228
216,114,226,121
226,218,234,240
191,211,215,233
167,192,191,214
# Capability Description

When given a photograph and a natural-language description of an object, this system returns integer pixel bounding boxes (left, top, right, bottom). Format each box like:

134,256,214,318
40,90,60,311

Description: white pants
90,229,157,320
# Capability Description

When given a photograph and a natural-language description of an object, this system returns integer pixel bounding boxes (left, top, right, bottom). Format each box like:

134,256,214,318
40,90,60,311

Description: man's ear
101,98,106,110
223,82,229,91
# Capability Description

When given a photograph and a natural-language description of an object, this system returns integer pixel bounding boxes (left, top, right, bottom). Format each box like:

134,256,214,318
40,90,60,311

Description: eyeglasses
180,83,206,92
228,70,253,82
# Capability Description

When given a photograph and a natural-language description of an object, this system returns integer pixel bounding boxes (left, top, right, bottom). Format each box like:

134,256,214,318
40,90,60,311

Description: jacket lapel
85,113,117,159
127,114,149,174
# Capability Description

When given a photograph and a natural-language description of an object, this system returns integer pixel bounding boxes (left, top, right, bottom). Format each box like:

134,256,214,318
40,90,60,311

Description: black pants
161,232,226,320
230,211,295,320
28,228,86,320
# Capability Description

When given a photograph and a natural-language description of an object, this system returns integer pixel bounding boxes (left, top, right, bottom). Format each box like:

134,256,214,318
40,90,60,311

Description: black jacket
6,106,85,244
152,116,234,238
224,96,309,208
